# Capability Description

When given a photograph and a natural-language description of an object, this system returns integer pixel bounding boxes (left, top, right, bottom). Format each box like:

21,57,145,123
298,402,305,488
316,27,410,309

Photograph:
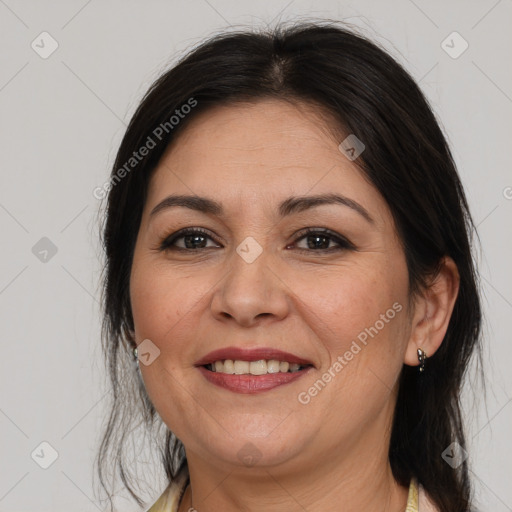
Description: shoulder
145,463,190,512
418,483,440,512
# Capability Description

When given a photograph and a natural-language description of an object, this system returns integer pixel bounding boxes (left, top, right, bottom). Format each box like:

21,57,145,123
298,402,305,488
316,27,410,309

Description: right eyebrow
149,193,374,224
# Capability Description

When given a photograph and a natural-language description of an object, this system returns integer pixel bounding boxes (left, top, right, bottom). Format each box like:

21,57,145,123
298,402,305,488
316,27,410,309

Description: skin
129,99,459,511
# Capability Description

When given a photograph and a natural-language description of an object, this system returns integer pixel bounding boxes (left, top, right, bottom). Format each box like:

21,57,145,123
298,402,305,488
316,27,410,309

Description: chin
191,425,308,471
209,444,302,471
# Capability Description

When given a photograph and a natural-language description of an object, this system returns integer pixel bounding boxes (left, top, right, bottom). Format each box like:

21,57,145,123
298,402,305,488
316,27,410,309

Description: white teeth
234,360,250,374
249,360,268,375
267,360,280,373
223,359,235,374
207,359,308,375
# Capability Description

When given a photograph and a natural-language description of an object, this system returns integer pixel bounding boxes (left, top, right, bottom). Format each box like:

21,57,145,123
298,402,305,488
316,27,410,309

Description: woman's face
130,99,414,473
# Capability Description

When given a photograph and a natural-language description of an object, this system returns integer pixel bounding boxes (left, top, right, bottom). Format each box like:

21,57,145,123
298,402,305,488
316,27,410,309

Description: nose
210,244,290,328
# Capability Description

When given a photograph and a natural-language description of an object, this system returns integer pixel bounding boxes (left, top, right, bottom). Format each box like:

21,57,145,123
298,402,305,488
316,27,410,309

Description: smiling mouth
204,359,313,375
195,347,315,393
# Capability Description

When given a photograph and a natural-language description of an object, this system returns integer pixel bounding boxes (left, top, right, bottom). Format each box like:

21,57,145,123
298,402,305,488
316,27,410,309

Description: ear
404,257,460,367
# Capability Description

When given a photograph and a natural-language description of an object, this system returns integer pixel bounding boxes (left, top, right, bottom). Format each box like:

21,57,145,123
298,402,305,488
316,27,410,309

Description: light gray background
0,1,511,511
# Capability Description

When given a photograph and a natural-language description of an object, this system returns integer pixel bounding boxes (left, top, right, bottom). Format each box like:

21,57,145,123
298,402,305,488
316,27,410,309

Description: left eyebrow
149,192,374,224
277,193,374,224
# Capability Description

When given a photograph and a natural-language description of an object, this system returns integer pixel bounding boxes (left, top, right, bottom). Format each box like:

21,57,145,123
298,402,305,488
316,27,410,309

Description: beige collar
147,468,439,512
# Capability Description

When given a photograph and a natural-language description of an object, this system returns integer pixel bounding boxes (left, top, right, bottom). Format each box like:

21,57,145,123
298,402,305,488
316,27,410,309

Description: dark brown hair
96,20,482,511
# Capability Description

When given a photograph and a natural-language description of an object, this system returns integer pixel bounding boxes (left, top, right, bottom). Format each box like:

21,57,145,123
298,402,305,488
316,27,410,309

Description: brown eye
291,228,356,253
159,228,221,251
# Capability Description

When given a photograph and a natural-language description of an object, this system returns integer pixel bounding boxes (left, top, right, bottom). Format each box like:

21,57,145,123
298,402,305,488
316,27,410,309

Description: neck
178,424,408,511
179,386,408,512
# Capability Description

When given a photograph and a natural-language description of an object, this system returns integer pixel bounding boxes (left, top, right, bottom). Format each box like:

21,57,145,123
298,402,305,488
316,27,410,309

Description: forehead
158,99,343,172
145,99,389,224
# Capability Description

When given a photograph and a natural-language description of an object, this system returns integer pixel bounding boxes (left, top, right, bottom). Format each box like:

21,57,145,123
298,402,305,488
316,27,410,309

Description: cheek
292,264,407,353
130,259,205,346
291,262,409,413
129,261,205,432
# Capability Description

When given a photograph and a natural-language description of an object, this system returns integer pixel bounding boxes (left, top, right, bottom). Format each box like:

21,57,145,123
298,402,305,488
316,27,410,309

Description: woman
96,21,482,512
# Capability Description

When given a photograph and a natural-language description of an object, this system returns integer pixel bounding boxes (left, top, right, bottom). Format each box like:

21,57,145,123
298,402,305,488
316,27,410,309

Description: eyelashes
290,227,356,252
157,227,356,254
159,227,218,251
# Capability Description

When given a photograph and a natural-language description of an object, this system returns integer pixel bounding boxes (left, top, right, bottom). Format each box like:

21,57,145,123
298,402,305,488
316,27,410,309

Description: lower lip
197,366,313,394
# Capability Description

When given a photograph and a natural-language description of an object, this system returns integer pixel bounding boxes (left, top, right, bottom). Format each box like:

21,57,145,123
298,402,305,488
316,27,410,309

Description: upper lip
195,346,315,367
